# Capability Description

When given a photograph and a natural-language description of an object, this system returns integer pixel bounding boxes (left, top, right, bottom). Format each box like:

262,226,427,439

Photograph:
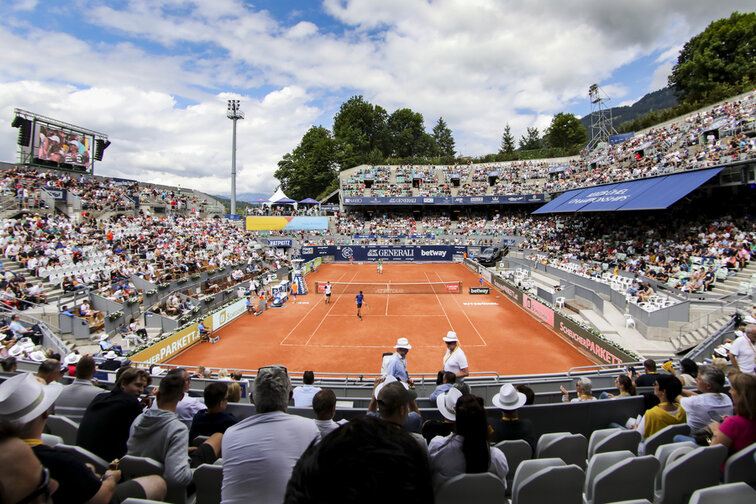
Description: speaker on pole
11,116,32,146
94,139,111,161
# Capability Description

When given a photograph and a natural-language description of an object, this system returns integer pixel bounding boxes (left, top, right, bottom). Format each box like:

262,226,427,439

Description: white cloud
0,0,751,195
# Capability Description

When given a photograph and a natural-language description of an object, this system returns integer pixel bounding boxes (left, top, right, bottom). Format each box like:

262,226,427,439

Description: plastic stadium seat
435,472,507,504
639,424,690,456
723,441,756,488
511,464,584,504
689,482,756,504
587,428,642,458
193,464,222,504
510,458,564,504
655,445,728,504
584,450,634,503
122,500,171,504
653,441,698,491
45,414,79,445
119,455,186,504
494,439,532,494
40,433,63,446
590,455,659,504
536,432,588,469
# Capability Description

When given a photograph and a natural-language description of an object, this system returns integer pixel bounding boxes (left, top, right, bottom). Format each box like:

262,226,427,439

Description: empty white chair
724,441,756,487
495,439,532,494
640,424,690,455
511,464,584,504
588,428,642,458
655,444,728,504
536,432,588,469
624,313,636,328
555,296,565,308
590,455,660,504
689,482,756,504
435,472,507,504
584,450,634,503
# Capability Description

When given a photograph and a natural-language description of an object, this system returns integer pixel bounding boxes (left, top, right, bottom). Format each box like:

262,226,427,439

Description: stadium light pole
226,99,244,215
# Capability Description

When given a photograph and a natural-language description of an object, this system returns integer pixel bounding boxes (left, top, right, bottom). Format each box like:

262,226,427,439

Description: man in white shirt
442,331,469,380
221,366,319,504
678,365,733,432
292,370,321,407
729,324,756,375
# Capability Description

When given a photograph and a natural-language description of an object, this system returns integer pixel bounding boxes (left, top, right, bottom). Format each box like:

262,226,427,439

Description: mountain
580,87,678,134
213,192,271,203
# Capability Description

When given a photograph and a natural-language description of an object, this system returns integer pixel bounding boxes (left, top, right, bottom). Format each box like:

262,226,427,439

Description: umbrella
274,198,296,204
298,198,320,204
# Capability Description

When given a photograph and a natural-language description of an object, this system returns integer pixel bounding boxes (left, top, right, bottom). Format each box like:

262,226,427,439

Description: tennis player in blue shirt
355,291,364,320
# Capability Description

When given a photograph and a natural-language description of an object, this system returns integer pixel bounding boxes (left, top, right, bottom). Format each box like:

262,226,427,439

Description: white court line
280,343,489,348
385,280,390,316
434,271,487,346
424,271,456,335
280,269,349,345
304,270,359,346
326,314,446,317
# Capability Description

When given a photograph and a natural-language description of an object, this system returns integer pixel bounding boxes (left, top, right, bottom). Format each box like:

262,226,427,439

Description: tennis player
324,281,332,304
355,290,364,320
377,258,383,274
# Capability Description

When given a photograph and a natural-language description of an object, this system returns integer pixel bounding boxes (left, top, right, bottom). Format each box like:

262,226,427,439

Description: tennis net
314,281,462,295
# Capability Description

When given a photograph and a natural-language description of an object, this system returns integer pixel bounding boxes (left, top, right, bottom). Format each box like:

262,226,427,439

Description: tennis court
167,263,594,375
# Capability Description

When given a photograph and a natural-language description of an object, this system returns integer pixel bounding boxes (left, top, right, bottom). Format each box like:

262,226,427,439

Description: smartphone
627,366,636,377
708,410,724,423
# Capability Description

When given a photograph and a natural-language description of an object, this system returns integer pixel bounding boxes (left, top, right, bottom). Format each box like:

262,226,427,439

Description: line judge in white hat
442,331,469,380
386,337,414,387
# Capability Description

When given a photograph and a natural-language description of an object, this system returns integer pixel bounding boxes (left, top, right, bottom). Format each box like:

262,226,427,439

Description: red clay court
168,263,594,375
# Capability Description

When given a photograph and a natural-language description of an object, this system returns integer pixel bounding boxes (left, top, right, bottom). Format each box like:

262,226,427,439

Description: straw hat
0,373,62,424
105,351,118,359
436,387,463,421
63,353,81,365
28,351,47,362
492,383,527,410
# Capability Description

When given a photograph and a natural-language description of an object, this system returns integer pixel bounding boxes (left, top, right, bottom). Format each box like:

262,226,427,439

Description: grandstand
1,90,755,503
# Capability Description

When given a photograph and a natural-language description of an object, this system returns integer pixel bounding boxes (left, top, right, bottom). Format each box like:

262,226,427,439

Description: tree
332,96,390,169
274,126,337,201
518,127,541,151
432,117,455,157
544,113,588,149
387,108,435,158
499,124,515,154
669,12,756,103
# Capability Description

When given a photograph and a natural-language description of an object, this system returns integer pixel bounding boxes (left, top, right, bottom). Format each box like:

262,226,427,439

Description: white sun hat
443,331,459,343
492,383,527,411
395,337,412,350
436,386,464,421
0,373,63,424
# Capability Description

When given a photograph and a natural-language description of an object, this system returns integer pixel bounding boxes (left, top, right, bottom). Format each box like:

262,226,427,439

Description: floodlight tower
227,99,244,215
587,84,616,151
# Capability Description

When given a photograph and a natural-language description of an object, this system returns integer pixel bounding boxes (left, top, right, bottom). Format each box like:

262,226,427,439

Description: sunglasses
16,468,50,504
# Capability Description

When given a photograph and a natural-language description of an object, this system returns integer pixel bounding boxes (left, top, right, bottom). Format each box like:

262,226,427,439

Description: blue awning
488,171,500,177
532,167,722,214
412,173,423,179
549,165,570,174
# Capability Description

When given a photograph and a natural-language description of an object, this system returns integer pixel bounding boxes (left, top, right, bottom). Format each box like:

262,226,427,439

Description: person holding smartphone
709,372,756,467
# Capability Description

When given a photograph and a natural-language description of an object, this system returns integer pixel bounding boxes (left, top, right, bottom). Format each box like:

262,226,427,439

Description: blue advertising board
268,239,293,247
609,132,634,145
299,245,470,262
342,194,545,206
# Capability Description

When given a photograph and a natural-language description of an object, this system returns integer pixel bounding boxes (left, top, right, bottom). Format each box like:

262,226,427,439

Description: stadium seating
435,472,507,504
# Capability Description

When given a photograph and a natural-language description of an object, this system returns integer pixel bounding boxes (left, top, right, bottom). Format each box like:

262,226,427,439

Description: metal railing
673,295,750,350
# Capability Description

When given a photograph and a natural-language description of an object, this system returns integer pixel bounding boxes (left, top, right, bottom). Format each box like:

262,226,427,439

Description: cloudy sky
0,1,750,198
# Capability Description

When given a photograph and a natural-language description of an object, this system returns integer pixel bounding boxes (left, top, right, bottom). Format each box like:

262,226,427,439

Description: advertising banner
342,194,545,206
553,313,636,364
246,216,328,231
212,299,247,331
268,239,293,247
522,294,555,327
300,245,469,262
469,287,490,294
128,321,205,364
43,188,67,201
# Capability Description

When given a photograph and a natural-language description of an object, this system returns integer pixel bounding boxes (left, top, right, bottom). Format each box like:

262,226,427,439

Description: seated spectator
516,384,535,405
35,359,62,385
367,376,423,435
560,377,596,402
9,314,38,344
221,365,319,504
292,371,321,408
678,358,699,387
189,382,238,443
710,372,756,466
0,373,166,503
600,374,637,399
490,383,536,452
226,381,242,402
428,394,509,491
54,355,107,422
429,371,456,402
285,416,434,504
422,386,463,444
312,389,346,439
634,374,686,440
99,350,123,369
152,368,205,428
127,372,221,498
673,365,733,444
1,355,17,372
634,359,660,387
0,420,62,504
77,367,152,463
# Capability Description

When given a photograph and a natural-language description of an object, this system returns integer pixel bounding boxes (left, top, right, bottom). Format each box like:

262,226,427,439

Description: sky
0,1,751,198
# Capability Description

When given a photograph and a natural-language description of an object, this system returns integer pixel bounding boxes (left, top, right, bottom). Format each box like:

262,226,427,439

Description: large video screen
34,122,92,168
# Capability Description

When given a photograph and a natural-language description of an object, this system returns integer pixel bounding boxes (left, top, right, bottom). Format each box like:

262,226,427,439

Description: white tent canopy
268,187,291,203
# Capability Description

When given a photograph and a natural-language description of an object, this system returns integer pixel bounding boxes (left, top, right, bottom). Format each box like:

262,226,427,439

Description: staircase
710,262,756,298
